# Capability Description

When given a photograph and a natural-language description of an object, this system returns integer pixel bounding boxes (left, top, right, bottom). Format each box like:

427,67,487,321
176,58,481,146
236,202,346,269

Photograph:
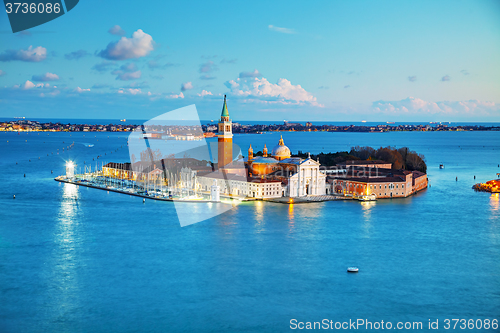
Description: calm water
0,130,499,332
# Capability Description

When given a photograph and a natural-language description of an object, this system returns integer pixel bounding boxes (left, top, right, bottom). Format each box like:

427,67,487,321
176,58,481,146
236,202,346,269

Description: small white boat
347,267,359,273
357,194,376,201
439,164,444,169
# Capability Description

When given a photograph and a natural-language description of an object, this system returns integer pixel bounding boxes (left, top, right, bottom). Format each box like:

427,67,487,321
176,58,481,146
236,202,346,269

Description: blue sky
0,0,499,121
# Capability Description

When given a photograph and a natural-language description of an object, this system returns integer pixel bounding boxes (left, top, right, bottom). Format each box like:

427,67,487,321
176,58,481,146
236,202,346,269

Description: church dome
271,135,291,160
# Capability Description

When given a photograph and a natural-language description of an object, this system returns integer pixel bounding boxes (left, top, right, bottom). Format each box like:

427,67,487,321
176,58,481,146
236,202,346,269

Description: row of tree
296,146,427,173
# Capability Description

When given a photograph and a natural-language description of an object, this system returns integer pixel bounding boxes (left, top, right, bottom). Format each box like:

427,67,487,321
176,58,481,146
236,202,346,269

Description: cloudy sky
0,0,499,121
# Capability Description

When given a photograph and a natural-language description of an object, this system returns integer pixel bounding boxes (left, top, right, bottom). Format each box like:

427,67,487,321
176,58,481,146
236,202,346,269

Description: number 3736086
5,2,61,14
443,319,498,330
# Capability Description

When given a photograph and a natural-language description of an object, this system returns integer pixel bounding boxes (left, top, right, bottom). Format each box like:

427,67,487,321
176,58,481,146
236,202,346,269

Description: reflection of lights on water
255,200,264,224
490,193,499,213
60,183,78,239
287,203,295,233
52,183,80,313
361,201,376,236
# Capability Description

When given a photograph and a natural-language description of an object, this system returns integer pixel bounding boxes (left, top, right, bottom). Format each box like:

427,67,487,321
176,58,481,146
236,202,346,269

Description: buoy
456,177,458,181
474,175,476,179
24,174,26,177
51,170,53,174
13,195,15,199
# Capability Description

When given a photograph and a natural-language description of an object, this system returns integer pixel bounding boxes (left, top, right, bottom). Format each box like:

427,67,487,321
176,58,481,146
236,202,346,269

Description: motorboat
439,164,444,169
357,194,376,201
347,267,359,273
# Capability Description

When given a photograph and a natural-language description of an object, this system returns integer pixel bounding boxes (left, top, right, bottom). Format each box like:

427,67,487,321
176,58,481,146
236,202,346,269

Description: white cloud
239,69,262,78
64,49,89,60
372,97,499,116
197,90,213,97
23,80,36,90
165,92,184,99
181,82,193,91
224,76,321,106
15,80,56,90
199,61,217,73
0,45,47,62
268,25,296,34
112,63,141,80
118,88,141,95
98,29,154,60
115,71,141,80
109,25,126,36
74,87,90,93
199,74,216,80
32,72,59,82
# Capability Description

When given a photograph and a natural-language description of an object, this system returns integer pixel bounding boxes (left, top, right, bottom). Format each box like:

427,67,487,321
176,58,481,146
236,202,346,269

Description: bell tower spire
221,94,229,121
218,95,233,169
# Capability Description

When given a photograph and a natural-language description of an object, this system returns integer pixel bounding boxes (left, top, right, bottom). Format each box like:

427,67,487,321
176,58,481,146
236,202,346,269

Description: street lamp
66,161,75,178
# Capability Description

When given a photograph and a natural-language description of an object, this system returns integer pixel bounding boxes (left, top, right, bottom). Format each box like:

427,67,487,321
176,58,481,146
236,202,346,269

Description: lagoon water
0,130,499,332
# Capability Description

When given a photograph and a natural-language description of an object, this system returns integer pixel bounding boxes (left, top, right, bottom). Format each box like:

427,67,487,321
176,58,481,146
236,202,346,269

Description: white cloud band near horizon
372,97,499,117
225,76,322,107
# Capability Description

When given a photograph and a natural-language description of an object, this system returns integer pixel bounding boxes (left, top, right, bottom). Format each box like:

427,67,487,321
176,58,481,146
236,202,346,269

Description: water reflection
50,183,81,321
489,193,499,220
288,203,295,233
360,201,376,237
254,200,264,224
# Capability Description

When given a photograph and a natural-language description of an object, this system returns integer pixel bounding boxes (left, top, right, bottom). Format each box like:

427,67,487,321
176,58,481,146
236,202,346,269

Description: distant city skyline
0,0,499,121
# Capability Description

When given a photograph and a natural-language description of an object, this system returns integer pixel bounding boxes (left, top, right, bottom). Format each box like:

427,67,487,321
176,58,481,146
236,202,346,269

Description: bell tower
218,95,233,169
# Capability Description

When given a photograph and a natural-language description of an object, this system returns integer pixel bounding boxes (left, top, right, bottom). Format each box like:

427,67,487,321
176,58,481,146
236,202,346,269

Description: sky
0,0,499,122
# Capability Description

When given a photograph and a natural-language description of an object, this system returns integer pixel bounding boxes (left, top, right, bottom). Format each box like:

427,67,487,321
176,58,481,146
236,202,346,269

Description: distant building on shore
328,166,428,198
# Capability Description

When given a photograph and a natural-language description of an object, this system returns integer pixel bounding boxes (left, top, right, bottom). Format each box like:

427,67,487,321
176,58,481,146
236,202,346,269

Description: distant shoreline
1,119,499,133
